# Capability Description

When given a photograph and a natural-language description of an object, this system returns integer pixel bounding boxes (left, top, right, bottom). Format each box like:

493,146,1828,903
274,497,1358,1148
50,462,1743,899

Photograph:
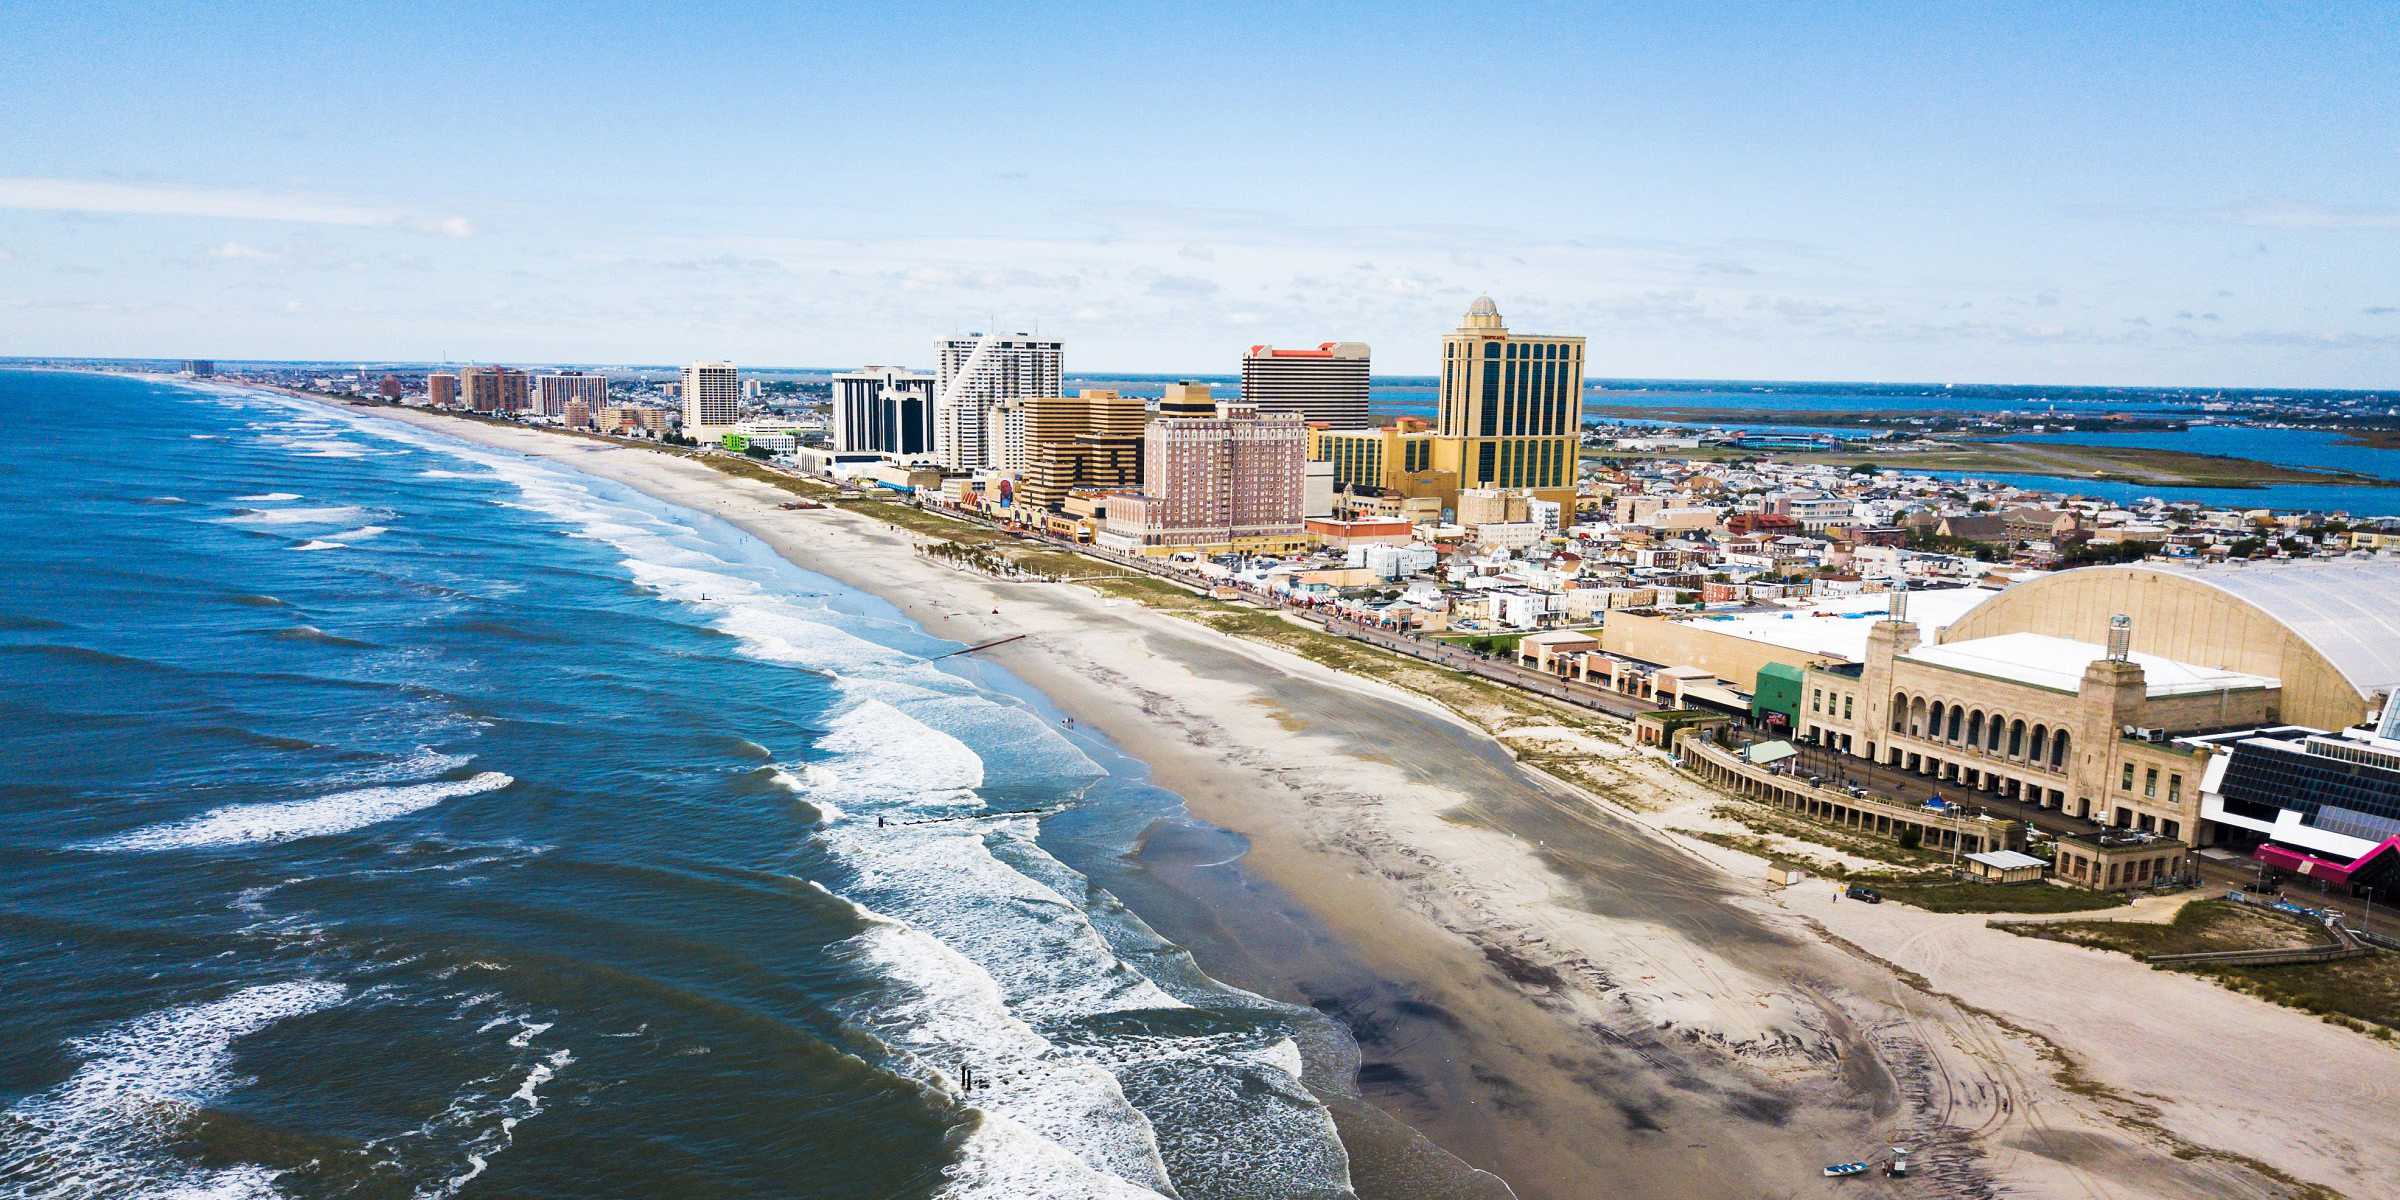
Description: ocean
0,371,1359,1199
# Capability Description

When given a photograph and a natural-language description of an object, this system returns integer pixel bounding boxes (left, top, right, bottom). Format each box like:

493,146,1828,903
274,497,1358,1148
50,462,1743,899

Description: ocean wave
263,624,376,649
233,492,302,502
232,387,1349,1196
805,699,986,808
352,1017,570,1200
218,504,367,527
846,920,1177,1195
288,540,344,552
134,496,186,505
84,771,512,852
0,979,348,1199
323,524,389,543
768,766,844,821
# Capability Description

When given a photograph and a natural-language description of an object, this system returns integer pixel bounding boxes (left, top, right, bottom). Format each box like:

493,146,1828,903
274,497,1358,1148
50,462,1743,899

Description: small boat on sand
1823,1161,1869,1178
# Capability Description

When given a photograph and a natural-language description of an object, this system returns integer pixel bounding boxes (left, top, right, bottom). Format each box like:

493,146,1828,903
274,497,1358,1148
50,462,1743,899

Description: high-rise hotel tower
683,361,740,441
535,370,608,418
831,366,936,456
933,334,1063,471
1435,296,1582,505
1240,341,1371,429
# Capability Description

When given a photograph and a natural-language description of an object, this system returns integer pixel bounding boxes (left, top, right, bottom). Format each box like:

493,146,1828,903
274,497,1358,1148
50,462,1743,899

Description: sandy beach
344,400,2398,1200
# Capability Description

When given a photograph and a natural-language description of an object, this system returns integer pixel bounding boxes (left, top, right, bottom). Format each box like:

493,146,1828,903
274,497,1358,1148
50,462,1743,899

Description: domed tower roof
1459,293,1505,332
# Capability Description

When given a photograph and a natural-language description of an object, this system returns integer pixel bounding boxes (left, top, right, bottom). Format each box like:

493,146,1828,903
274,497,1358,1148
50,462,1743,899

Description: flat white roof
1905,632,2280,697
1681,587,1998,662
1966,849,2047,870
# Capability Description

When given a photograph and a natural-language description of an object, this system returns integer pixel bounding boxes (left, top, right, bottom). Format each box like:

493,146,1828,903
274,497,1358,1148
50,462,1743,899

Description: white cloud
0,177,474,237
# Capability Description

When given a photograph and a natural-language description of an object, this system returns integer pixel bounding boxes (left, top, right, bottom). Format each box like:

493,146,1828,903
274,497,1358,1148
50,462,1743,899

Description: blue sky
3,1,2396,386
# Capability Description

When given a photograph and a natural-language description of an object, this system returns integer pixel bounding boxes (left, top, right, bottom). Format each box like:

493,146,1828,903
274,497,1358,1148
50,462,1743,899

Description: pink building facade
1102,397,1308,553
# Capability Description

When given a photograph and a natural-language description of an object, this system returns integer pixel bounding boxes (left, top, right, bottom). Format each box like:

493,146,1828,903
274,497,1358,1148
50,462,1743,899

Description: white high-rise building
535,371,608,418
933,334,1062,471
1241,341,1371,429
831,366,936,456
683,361,740,440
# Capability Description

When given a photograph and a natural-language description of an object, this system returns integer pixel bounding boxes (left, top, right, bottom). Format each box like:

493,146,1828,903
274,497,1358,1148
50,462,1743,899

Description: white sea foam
0,980,347,1199
219,504,366,527
849,921,1176,1194
810,699,985,806
351,748,475,785
324,524,389,543
936,1113,1175,1200
233,492,302,502
85,772,512,851
218,385,1349,1197
289,540,343,552
769,767,844,821
358,1030,572,1200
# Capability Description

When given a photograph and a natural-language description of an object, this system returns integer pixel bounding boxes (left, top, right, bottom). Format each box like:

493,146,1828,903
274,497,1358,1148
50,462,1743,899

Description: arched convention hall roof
2145,560,2400,699
1939,559,2400,730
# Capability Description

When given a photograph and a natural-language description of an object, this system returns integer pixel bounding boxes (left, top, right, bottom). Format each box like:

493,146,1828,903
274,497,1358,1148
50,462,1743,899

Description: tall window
2143,767,2158,798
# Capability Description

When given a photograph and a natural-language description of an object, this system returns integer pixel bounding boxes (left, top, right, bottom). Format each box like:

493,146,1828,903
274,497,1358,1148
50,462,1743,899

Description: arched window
1910,696,1928,737
1946,705,1965,742
1966,711,1985,747
2008,719,2026,757
1987,716,2005,753
2051,729,2070,770
2030,725,2049,764
1890,692,1909,732
1929,701,1946,738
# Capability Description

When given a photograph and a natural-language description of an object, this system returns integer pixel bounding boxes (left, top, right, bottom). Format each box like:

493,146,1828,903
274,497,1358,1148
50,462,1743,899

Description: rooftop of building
2139,559,2400,699
1679,586,1998,662
2057,826,2188,853
1903,632,2281,697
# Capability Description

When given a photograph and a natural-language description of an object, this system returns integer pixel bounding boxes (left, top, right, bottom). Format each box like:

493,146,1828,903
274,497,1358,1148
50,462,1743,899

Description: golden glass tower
1436,295,1583,504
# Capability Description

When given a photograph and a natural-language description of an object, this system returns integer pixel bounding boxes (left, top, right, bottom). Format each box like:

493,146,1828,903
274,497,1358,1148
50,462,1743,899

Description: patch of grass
2004,899,2324,959
2204,955,2400,1038
2005,901,2400,1035
693,452,842,499
1878,881,2127,914
1675,829,1858,879
1087,574,1214,609
1707,802,1948,873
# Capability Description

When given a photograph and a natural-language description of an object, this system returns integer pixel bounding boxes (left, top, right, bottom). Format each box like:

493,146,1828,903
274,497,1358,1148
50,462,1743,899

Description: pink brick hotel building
1099,383,1310,557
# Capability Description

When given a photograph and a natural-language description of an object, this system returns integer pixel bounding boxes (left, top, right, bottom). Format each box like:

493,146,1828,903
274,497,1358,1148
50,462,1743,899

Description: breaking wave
0,980,348,1199
84,771,513,852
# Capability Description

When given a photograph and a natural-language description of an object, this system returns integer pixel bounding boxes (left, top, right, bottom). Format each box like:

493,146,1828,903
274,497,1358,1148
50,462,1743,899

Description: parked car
1845,884,1883,904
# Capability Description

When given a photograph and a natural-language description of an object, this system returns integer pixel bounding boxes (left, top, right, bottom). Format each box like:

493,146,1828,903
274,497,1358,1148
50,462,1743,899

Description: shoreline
308,393,2395,1199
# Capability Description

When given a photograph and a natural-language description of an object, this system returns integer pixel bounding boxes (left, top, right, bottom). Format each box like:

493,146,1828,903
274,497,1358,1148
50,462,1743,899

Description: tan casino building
1794,561,2400,847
